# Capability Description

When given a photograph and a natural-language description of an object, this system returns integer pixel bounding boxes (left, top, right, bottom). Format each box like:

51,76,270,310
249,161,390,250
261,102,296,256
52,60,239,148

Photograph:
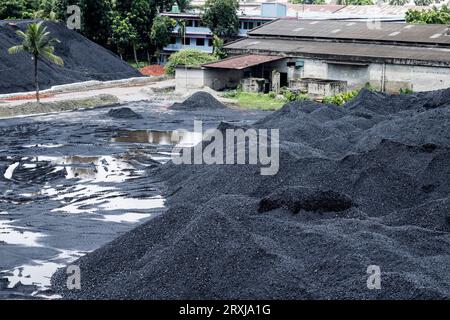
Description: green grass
229,92,286,110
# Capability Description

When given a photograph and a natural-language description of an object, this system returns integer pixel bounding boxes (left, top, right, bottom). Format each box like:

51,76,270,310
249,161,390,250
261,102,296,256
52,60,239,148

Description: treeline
0,0,239,65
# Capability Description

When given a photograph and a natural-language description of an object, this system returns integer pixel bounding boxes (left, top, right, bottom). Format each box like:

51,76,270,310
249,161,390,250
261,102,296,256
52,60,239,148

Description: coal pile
52,88,450,299
0,20,141,94
170,91,227,111
107,107,142,119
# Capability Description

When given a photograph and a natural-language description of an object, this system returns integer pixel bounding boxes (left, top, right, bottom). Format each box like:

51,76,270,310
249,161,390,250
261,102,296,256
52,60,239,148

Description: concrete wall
175,67,244,91
294,58,450,93
176,58,450,93
175,68,205,91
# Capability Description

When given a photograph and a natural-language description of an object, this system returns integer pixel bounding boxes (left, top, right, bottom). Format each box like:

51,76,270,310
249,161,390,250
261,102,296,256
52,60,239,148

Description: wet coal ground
0,101,268,299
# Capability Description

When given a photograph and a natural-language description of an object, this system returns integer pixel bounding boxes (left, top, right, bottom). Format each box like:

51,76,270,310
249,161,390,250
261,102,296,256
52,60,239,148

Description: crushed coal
0,20,141,94
170,92,227,111
107,107,142,119
53,88,450,299
258,186,354,214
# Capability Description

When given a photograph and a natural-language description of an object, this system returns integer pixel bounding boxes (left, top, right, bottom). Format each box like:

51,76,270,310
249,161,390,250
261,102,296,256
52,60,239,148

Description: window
186,20,193,27
170,37,176,44
243,22,248,29
196,38,205,46
248,22,254,29
208,39,213,47
182,38,191,45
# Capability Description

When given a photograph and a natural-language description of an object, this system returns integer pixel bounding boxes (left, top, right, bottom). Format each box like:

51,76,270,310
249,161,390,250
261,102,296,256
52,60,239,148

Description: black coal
52,88,450,299
0,20,141,94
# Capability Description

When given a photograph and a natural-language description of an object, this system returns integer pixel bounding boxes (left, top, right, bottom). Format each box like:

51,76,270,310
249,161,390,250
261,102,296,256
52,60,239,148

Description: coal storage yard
0,95,266,298
39,89,450,299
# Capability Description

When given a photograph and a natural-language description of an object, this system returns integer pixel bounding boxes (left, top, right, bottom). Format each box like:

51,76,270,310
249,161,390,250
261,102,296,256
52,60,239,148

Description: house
160,3,287,62
175,19,450,94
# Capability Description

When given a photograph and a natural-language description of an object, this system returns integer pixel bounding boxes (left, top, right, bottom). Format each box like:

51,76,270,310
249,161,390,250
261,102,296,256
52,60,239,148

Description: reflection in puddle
99,196,164,211
33,155,137,183
0,220,45,247
112,129,203,147
4,162,19,180
53,193,165,214
22,144,64,149
94,212,152,223
2,249,85,297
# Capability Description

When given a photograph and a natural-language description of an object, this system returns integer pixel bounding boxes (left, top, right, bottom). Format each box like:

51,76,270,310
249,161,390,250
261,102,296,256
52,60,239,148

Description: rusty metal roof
202,54,283,69
224,38,450,65
248,19,450,46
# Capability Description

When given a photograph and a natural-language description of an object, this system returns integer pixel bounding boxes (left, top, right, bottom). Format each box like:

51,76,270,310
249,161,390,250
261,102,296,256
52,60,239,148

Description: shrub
323,90,359,106
399,88,414,94
268,91,277,99
282,90,309,102
165,49,218,75
223,90,238,98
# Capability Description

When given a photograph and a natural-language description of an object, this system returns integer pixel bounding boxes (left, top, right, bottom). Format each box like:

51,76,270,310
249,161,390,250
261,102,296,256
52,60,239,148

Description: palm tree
8,22,64,103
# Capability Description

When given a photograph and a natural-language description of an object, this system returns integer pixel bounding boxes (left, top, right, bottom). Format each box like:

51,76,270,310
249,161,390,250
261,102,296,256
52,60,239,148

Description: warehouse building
175,19,450,95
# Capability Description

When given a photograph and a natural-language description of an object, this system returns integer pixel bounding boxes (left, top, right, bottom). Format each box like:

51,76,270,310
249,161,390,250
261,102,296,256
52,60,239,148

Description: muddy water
0,100,267,299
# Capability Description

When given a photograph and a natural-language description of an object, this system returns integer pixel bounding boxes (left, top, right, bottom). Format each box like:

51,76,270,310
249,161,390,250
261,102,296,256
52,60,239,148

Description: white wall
175,68,244,91
293,58,450,93
175,68,206,91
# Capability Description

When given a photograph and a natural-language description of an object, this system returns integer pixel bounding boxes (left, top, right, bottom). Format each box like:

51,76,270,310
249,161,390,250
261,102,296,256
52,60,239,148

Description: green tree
111,13,139,64
55,0,112,46
389,0,408,5
212,35,226,59
176,0,191,12
150,16,176,63
291,0,325,4
202,0,239,39
115,0,157,64
0,0,33,19
414,0,433,6
405,6,450,24
8,22,64,102
337,0,373,4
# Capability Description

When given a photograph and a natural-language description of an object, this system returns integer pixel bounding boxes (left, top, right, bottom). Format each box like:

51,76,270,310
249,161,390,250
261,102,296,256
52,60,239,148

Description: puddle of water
112,129,203,147
1,249,85,297
94,212,152,224
53,193,165,215
4,162,19,180
0,220,46,247
99,196,165,211
32,155,137,183
22,144,64,149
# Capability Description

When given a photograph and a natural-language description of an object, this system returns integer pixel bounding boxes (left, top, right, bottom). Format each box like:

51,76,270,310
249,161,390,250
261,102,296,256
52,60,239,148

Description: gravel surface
0,20,141,94
52,89,450,299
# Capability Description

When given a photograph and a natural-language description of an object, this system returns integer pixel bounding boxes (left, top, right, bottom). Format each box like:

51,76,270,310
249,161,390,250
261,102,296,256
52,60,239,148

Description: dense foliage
165,49,218,75
406,6,450,24
336,0,374,4
202,0,239,38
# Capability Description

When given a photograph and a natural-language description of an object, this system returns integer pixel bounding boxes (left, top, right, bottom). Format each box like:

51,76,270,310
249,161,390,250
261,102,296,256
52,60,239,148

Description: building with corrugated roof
176,18,450,94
